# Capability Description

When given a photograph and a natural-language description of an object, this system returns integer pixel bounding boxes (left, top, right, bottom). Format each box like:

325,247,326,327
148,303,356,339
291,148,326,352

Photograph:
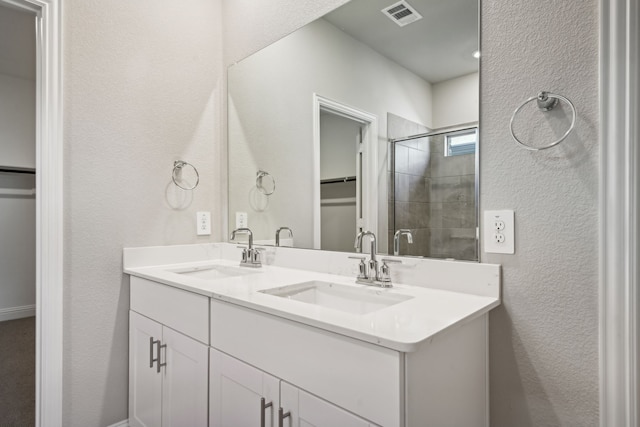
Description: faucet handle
378,258,401,284
348,256,369,280
249,248,262,264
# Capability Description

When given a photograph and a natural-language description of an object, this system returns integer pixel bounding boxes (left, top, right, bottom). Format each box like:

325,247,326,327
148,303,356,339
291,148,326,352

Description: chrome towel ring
256,170,275,195
509,91,577,151
172,160,199,190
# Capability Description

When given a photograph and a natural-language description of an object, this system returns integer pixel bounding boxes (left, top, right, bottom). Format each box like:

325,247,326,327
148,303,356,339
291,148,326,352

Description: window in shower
445,128,477,157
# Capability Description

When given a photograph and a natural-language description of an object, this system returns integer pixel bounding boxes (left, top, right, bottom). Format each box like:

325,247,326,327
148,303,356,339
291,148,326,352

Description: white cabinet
129,311,163,427
129,311,208,427
210,299,489,427
210,349,376,427
161,326,209,427
280,382,378,427
128,275,490,427
210,348,279,427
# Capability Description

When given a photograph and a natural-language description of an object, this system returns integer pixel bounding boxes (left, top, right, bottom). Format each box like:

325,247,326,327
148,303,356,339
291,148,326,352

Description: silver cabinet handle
278,407,290,427
156,341,167,373
150,337,160,369
260,398,273,427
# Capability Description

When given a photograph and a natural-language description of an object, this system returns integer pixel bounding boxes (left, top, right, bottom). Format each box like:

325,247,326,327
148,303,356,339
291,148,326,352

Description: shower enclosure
388,115,479,261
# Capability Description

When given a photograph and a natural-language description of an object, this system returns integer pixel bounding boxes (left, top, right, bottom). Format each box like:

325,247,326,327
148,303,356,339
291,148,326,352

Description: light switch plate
484,210,515,254
196,211,211,236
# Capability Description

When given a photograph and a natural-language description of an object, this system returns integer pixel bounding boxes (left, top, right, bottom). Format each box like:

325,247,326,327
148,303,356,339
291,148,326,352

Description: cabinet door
280,382,377,427
129,311,163,427
161,326,209,427
210,348,279,427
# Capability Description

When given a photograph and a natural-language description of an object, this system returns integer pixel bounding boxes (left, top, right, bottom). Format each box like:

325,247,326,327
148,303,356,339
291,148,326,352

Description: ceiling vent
381,1,423,27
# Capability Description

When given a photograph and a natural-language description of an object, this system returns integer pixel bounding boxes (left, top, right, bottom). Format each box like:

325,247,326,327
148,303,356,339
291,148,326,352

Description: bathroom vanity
124,243,500,427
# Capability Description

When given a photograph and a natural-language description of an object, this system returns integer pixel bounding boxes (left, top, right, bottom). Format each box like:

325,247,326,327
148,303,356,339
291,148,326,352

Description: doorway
0,0,62,426
319,110,363,252
312,94,378,250
0,4,37,425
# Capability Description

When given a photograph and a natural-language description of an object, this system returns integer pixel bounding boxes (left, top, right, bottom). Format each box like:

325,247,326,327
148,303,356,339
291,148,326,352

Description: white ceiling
0,4,36,81
324,0,478,84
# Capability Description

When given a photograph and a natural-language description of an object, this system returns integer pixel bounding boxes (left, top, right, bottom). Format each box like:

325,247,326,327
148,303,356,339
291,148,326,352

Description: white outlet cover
484,210,515,254
196,211,211,236
235,212,248,229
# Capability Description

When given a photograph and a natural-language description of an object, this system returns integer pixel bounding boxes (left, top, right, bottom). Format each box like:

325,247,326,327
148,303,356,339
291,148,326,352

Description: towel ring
256,170,275,195
509,92,577,151
172,160,199,190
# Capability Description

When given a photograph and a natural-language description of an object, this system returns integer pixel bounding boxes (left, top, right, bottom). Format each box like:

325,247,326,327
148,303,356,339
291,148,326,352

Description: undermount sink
260,280,413,315
169,264,258,280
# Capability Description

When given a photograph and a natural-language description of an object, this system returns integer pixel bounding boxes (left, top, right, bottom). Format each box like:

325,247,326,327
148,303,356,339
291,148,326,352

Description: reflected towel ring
172,160,199,190
256,170,275,195
509,91,577,151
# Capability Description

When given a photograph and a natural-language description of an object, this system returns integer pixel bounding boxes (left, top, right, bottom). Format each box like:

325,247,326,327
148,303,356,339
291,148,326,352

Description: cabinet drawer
130,276,209,344
210,300,403,427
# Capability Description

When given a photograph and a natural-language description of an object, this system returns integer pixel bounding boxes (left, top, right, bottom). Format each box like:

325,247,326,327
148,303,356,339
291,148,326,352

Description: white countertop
125,257,500,352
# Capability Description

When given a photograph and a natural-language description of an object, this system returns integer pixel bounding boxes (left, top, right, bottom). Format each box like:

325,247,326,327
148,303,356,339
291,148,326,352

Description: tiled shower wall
388,113,477,260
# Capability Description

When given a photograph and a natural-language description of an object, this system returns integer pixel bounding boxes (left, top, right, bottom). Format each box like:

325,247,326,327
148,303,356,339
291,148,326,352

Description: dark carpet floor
0,316,35,427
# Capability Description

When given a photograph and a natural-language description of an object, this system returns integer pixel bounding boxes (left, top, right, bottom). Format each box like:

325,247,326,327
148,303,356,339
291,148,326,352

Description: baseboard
0,304,36,322
107,420,129,427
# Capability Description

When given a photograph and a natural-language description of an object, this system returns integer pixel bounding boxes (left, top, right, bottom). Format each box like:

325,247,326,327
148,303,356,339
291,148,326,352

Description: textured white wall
481,0,599,426
62,0,224,425
432,72,479,129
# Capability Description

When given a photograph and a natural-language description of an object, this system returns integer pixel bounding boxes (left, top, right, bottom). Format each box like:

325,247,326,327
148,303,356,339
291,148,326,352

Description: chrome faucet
393,229,413,256
275,227,293,247
355,230,378,278
230,228,262,268
352,231,399,287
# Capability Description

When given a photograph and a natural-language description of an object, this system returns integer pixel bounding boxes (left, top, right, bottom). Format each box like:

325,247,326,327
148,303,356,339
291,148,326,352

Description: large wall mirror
228,0,479,261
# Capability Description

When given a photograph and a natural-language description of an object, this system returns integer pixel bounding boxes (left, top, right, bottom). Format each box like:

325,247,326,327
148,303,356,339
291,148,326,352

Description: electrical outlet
235,212,248,229
196,211,211,236
484,210,515,254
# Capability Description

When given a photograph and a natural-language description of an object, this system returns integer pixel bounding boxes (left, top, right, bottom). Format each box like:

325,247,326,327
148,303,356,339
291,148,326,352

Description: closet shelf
0,188,36,197
0,166,36,175
320,176,356,184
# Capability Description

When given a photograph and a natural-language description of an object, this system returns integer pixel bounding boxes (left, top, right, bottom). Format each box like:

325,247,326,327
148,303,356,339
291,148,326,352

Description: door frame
0,0,63,426
312,94,378,250
600,0,639,425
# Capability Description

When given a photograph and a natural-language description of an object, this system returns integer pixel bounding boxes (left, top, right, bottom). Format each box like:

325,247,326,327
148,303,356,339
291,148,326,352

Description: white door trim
1,0,63,426
600,0,639,426
312,94,379,249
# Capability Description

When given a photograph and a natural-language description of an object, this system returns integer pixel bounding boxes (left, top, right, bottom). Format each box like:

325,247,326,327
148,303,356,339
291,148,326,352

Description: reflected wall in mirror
228,0,479,260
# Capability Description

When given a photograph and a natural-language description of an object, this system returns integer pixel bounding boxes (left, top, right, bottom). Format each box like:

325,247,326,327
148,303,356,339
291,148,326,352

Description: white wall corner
599,0,639,426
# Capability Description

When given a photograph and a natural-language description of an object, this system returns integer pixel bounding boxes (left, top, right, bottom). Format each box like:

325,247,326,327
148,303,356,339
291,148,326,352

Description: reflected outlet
197,211,211,236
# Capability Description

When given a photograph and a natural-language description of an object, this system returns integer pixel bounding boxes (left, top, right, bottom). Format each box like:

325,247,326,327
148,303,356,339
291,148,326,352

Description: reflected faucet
275,227,293,247
393,229,414,256
355,231,378,267
230,228,262,267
